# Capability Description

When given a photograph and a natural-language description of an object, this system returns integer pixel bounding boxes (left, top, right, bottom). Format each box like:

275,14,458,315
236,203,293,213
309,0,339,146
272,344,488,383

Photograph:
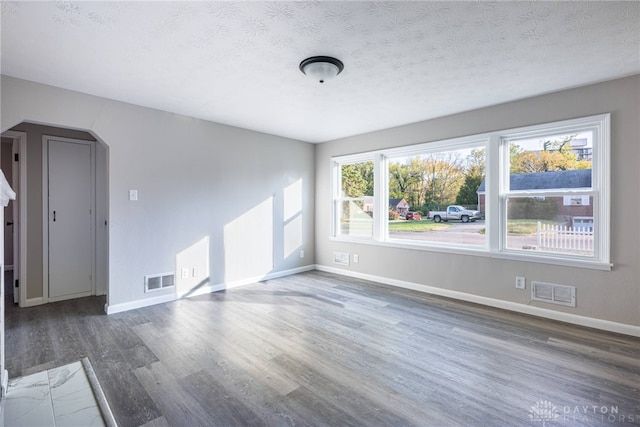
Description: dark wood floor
5,271,640,426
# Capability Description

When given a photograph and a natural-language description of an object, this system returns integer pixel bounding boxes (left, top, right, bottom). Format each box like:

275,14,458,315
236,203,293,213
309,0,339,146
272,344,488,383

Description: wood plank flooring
5,271,640,426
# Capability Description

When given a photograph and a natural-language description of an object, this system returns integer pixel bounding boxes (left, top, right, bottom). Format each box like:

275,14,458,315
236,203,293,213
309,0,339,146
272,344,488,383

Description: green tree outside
341,162,373,197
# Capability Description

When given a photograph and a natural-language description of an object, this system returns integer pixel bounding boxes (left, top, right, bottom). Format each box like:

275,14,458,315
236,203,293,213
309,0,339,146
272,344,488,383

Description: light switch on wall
129,189,138,201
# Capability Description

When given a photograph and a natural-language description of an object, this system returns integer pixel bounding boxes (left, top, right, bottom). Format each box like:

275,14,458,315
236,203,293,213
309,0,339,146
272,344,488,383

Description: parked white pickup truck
427,205,482,223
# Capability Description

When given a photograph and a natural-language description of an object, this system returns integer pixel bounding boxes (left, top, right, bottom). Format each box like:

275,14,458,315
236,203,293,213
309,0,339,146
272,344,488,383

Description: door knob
5,222,13,226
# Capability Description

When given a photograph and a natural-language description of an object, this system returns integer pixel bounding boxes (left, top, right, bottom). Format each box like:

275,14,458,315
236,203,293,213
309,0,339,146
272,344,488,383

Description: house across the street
389,198,410,216
477,169,593,228
363,197,410,216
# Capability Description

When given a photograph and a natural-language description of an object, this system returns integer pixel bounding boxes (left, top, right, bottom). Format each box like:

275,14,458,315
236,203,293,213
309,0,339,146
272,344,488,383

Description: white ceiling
1,1,639,143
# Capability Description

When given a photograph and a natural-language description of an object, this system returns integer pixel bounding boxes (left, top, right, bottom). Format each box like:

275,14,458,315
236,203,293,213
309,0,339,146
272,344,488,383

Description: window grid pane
386,146,486,247
505,195,595,257
335,160,374,239
503,129,598,259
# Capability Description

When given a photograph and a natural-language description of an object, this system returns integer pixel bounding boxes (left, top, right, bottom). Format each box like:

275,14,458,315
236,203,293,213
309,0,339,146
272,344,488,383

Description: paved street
389,220,540,249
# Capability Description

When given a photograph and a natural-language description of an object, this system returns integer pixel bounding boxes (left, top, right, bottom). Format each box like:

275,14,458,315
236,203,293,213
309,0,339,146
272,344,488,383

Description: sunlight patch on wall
224,197,273,283
175,236,210,298
284,215,303,259
284,179,302,219
283,179,303,259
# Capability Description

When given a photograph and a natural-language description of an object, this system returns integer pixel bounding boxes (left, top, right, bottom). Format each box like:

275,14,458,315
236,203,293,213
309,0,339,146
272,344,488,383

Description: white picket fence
537,222,594,253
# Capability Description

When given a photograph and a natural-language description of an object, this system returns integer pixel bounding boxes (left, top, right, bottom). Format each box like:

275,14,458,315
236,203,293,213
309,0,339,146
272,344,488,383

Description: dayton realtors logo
529,400,560,426
529,400,637,424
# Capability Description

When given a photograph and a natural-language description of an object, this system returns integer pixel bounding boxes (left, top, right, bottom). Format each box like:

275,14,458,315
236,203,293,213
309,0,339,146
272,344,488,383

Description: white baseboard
105,292,176,315
105,265,316,315
224,265,316,289
1,369,8,398
314,264,640,338
178,265,317,298
20,297,43,308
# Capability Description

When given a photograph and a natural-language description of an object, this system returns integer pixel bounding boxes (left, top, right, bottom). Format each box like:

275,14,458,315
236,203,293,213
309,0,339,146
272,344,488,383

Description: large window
331,114,610,269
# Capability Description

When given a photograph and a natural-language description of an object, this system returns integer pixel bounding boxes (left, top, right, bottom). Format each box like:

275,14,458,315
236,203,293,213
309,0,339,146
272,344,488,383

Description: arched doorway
1,122,109,307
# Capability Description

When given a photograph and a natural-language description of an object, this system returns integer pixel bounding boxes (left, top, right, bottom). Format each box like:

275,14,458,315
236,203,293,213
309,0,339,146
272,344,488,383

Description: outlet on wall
299,250,304,258
353,254,359,263
515,276,526,289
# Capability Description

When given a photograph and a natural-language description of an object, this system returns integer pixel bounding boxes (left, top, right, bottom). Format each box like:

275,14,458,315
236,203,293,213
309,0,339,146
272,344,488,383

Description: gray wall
315,75,640,328
1,76,315,307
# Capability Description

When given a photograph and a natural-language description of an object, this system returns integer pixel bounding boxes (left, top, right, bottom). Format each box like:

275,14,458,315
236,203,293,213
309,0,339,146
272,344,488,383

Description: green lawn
506,219,561,235
388,220,451,232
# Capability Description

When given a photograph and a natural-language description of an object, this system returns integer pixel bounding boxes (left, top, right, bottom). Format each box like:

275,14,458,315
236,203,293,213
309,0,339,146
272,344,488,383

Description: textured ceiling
1,1,639,143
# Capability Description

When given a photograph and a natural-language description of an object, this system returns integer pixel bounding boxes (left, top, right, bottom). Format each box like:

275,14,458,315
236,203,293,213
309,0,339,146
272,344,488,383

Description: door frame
42,135,96,303
1,131,27,307
0,140,15,273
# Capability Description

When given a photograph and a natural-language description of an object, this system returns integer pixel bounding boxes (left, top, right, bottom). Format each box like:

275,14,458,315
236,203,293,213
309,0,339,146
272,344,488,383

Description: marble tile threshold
0,357,117,427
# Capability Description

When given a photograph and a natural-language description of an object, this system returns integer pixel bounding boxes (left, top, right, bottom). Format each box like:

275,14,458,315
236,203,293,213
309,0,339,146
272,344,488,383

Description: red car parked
405,212,422,220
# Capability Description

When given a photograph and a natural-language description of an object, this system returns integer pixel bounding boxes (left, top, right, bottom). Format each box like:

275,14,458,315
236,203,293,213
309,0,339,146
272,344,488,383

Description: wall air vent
531,281,576,307
145,273,175,293
333,252,350,266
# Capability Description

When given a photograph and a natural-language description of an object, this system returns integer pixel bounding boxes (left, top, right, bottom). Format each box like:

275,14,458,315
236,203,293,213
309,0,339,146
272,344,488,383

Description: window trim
330,113,611,271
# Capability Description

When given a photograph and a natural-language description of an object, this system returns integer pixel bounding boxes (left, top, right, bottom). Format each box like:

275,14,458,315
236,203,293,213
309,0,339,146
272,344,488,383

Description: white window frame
330,113,611,271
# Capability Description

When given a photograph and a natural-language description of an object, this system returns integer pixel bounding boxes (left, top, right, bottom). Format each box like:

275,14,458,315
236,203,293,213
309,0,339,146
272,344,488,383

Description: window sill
330,236,490,257
492,250,612,271
329,236,612,271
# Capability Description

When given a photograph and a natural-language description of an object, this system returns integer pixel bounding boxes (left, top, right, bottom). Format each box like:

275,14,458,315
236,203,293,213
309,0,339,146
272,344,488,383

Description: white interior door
46,138,94,301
